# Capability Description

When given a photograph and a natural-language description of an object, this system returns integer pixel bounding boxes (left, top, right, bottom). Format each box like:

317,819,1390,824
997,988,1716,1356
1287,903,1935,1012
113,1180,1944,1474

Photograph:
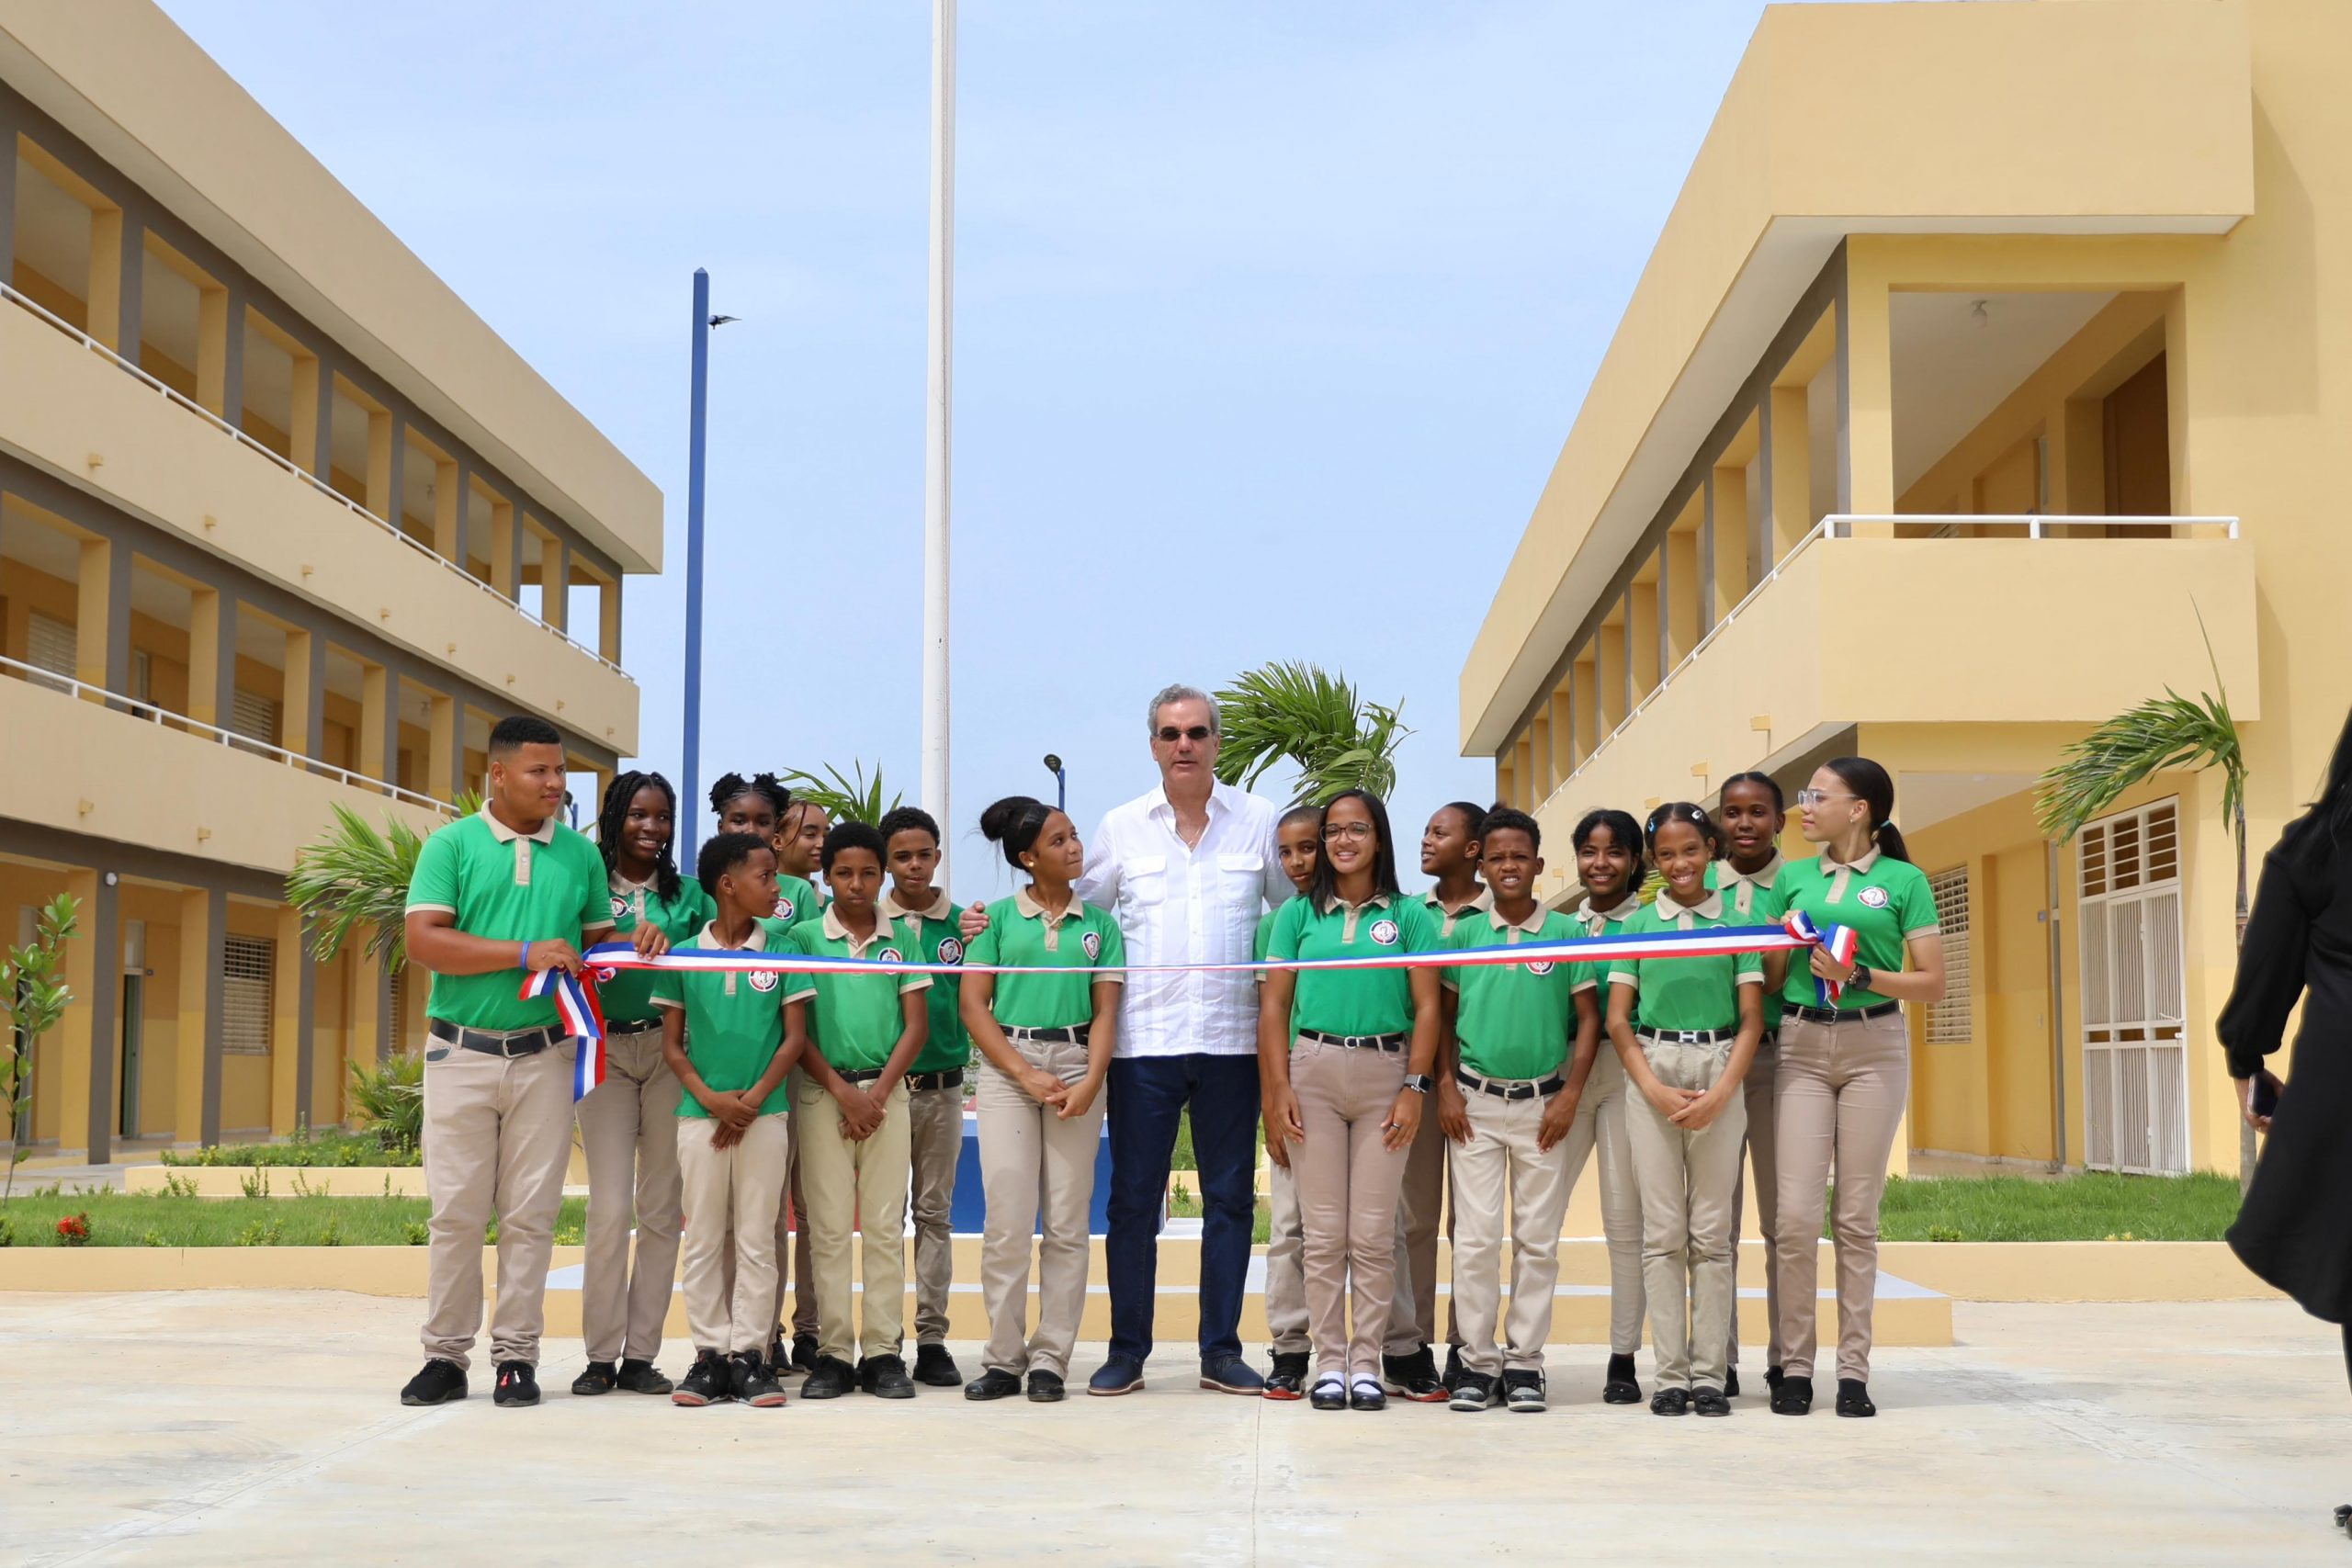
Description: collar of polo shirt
820,904,896,957
1012,886,1083,926
1483,903,1548,939
1314,888,1396,918
1429,886,1492,917
1821,846,1883,874
477,804,557,845
1653,887,1725,922
697,919,764,952
1577,891,1640,927
1717,851,1784,889
880,886,956,923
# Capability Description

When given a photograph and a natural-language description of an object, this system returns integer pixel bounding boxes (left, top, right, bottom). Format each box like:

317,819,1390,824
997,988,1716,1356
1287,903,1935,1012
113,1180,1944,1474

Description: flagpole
921,0,955,858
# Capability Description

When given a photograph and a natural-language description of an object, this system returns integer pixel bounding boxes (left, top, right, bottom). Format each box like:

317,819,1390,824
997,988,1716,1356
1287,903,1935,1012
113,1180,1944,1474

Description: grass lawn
161,1128,420,1168
2,1190,587,1247
1871,1171,2240,1242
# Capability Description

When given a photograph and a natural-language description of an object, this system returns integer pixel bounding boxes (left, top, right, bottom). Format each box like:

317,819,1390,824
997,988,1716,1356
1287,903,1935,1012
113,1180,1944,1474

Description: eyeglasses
1155,725,1215,744
1322,821,1374,842
1794,788,1859,808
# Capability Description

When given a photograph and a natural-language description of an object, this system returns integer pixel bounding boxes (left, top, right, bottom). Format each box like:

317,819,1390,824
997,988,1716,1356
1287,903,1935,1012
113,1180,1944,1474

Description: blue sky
163,0,1787,894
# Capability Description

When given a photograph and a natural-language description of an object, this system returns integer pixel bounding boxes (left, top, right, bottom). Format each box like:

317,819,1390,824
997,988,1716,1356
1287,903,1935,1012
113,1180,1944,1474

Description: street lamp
680,269,736,867
1042,752,1065,812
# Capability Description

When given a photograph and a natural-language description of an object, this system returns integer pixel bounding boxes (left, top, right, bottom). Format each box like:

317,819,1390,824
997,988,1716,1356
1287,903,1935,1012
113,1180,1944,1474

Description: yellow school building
0,2,659,1159
1461,0,2341,1178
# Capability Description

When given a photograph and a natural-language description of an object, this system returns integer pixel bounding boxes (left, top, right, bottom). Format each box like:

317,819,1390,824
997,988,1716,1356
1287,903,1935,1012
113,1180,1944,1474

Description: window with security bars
2077,799,2188,1173
229,689,279,758
221,936,273,1055
27,612,76,694
1927,866,1971,1043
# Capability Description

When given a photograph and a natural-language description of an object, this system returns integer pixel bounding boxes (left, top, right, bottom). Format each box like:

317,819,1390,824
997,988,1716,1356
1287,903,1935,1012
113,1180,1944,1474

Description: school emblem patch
1082,931,1102,962
1524,960,1555,976
939,937,966,966
878,947,905,964
774,896,796,922
749,969,779,993
1369,918,1400,947
608,893,629,919
1858,886,1891,909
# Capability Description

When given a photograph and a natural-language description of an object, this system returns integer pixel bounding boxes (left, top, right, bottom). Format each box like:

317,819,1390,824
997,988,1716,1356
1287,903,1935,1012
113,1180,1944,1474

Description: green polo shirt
650,921,794,1117
599,874,716,1027
1607,896,1762,1034
884,888,970,1074
1772,850,1939,1010
782,909,931,1073
769,874,823,931
1265,890,1437,1039
1708,853,1787,1031
1567,895,1643,1004
966,889,1125,1031
406,808,613,1032
1444,907,1578,1080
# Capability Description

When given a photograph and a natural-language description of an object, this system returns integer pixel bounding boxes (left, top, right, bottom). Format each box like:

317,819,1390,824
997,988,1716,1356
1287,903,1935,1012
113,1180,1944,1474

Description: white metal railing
1,281,633,682
1526,512,2245,808
0,651,458,818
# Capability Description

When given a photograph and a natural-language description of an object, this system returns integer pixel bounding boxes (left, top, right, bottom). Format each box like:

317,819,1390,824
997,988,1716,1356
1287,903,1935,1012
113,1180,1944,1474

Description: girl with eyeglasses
1765,756,1945,1419
1259,789,1441,1411
1566,807,1650,1406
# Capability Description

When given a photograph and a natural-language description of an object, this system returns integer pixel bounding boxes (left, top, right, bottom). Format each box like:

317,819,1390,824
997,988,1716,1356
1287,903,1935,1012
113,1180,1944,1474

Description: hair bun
979,795,1043,845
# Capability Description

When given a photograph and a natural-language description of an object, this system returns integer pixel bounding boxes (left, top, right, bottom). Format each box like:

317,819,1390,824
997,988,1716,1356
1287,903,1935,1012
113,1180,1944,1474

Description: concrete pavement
2,1290,2347,1565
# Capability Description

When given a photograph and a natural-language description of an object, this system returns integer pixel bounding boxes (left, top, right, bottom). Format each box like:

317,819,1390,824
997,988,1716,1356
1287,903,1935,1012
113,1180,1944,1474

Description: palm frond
284,791,480,973
2034,689,2244,843
1214,661,1412,805
780,762,901,826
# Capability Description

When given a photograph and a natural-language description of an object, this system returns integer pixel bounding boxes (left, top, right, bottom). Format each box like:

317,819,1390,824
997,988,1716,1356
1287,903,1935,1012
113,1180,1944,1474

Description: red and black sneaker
1262,1351,1311,1401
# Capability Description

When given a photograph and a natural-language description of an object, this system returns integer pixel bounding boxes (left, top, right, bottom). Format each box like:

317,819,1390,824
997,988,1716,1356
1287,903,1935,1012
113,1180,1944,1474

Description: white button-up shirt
1076,780,1289,1058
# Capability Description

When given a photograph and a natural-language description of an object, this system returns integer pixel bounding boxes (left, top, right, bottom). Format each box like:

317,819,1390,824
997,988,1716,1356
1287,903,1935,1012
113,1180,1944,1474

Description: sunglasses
1155,725,1215,743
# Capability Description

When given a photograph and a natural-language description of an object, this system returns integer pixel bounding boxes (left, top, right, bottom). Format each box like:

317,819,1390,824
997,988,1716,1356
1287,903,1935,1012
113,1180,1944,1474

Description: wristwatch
1849,963,1874,994
1403,1074,1433,1095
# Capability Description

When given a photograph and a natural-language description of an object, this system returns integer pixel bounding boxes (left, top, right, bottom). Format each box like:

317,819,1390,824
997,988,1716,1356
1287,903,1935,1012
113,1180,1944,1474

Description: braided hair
598,771,683,902
707,771,791,821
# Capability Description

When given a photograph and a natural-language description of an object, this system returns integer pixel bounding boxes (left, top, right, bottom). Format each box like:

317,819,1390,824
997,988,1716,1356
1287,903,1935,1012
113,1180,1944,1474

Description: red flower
56,1212,91,1246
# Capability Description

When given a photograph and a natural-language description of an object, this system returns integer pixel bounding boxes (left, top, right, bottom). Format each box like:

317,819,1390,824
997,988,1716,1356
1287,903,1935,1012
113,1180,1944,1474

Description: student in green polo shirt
959,795,1124,1404
1606,803,1765,1421
1567,806,1649,1407
1255,802,1324,1403
1436,806,1589,1416
1765,757,1945,1421
654,832,800,1410
572,771,713,1401
709,773,823,929
1259,789,1441,1413
876,804,970,1392
400,716,663,1411
782,820,931,1401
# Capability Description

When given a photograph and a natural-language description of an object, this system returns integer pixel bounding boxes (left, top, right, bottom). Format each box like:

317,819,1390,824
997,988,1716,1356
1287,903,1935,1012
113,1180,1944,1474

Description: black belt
1786,1000,1901,1026
1638,1027,1732,1046
1004,1025,1089,1045
1454,1066,1564,1101
606,1018,662,1037
838,1067,888,1085
906,1067,966,1094
1296,1030,1406,1053
428,1019,559,1057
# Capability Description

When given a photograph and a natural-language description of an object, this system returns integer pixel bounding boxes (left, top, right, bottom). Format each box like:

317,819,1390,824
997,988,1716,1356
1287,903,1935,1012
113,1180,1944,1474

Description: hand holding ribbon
1781,910,1860,1008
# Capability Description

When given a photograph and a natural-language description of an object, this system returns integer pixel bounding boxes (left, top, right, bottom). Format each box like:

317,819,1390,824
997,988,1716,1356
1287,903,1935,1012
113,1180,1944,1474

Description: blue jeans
1106,1053,1261,1366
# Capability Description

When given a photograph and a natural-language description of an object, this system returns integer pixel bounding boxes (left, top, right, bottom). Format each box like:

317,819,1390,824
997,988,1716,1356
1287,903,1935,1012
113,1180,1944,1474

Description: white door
2077,799,2188,1173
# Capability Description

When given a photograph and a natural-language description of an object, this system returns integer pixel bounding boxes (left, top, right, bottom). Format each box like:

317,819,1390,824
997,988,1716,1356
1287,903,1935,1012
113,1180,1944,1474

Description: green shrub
161,1127,421,1168
346,1055,424,1156
402,1220,428,1246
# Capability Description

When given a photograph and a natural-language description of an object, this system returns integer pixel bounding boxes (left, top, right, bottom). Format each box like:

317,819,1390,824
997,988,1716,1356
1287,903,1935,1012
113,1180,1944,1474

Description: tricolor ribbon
1781,910,1860,1007
521,963,611,1100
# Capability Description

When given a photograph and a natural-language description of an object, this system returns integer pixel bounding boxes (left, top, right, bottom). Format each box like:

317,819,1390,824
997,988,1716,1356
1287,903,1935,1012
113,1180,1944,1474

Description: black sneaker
616,1359,673,1395
1263,1351,1310,1402
1449,1371,1499,1412
1602,1352,1643,1405
1724,1367,1741,1400
1693,1386,1732,1417
1502,1369,1547,1413
763,1331,790,1379
401,1358,468,1406
860,1353,916,1400
1440,1344,1465,1394
1771,1374,1814,1416
791,1332,821,1375
1382,1345,1446,1404
1650,1387,1690,1416
673,1350,729,1407
800,1355,856,1400
492,1362,540,1407
1764,1365,1786,1394
1025,1370,1066,1404
965,1368,1023,1402
730,1350,787,1408
570,1360,617,1396
1836,1378,1877,1418
913,1342,964,1387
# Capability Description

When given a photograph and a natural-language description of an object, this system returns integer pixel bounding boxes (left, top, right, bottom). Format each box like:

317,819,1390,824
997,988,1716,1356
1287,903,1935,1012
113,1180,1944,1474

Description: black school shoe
571,1360,617,1396
799,1355,857,1400
1441,1344,1465,1395
914,1342,964,1387
1771,1374,1815,1416
791,1333,821,1375
400,1358,468,1406
1309,1374,1348,1411
1449,1371,1499,1413
965,1368,1023,1402
1263,1351,1310,1402
1026,1371,1066,1404
616,1359,673,1395
1602,1352,1643,1405
1650,1387,1690,1417
1381,1345,1447,1404
1724,1367,1740,1400
730,1350,788,1408
860,1353,916,1399
1836,1378,1877,1418
1693,1386,1732,1418
1503,1369,1548,1413
492,1362,540,1407
672,1350,730,1407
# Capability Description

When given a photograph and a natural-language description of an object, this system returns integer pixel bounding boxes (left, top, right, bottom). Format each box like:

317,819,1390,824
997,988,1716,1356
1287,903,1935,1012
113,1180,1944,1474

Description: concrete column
290,352,326,478
1697,476,1718,632
365,409,395,520
218,291,245,432
542,534,570,633
282,627,322,761
382,414,407,535
599,575,623,666
1838,263,1896,526
1529,708,1553,803
1769,384,1812,559
87,208,125,355
1666,529,1701,662
174,886,225,1147
359,662,394,786
491,499,519,599
186,587,233,729
197,284,231,418
0,100,17,288
433,457,462,565
56,865,117,1162
1571,658,1597,759
427,691,458,804
75,535,130,699
1547,689,1574,784
270,904,308,1135
1596,613,1626,736
1629,580,1660,699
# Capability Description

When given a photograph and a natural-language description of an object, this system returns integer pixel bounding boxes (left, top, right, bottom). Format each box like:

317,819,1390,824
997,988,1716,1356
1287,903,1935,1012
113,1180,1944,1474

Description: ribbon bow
521,962,614,1101
1781,910,1860,1007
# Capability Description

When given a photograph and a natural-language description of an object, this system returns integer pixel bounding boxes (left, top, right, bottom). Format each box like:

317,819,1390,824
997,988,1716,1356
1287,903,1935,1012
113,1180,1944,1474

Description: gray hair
1147,682,1220,735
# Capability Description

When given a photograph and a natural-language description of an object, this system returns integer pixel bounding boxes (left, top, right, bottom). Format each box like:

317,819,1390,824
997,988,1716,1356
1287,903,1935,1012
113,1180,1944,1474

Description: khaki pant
419,1036,575,1370
1773,1009,1909,1382
976,1039,1103,1377
795,1077,911,1365
573,1024,684,1364
1556,1049,1645,1355
675,1111,790,1353
1290,1038,1409,1379
908,1077,965,1348
1384,1109,1457,1356
1627,1034,1748,1393
1447,1079,1575,1377
1263,1155,1310,1356
1725,1034,1780,1372
768,1067,819,1340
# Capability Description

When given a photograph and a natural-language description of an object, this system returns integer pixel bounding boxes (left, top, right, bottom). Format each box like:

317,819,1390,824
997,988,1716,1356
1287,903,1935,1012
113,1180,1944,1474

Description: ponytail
1874,818,1912,865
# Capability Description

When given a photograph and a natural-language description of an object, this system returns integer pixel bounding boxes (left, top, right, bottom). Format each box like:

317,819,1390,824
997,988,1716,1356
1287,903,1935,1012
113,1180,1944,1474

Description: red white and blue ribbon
521,964,609,1100
1781,910,1860,1006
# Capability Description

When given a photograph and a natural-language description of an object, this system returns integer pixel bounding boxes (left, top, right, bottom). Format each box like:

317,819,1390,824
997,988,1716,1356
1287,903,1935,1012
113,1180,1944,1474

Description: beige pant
1725,1035,1780,1371
766,1066,819,1341
1627,1033,1749,1393
1447,1079,1575,1376
1290,1038,1409,1379
908,1077,965,1348
1263,1156,1310,1356
795,1076,911,1365
976,1039,1103,1377
419,1036,575,1370
675,1111,790,1354
1384,1108,1457,1356
573,1024,684,1363
1556,1048,1645,1356
1773,1009,1909,1382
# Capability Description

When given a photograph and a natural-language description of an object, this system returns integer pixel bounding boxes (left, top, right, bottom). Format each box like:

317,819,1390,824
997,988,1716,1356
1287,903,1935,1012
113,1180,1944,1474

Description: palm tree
2034,625,2249,1186
285,793,479,974
779,762,901,825
1213,661,1412,805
